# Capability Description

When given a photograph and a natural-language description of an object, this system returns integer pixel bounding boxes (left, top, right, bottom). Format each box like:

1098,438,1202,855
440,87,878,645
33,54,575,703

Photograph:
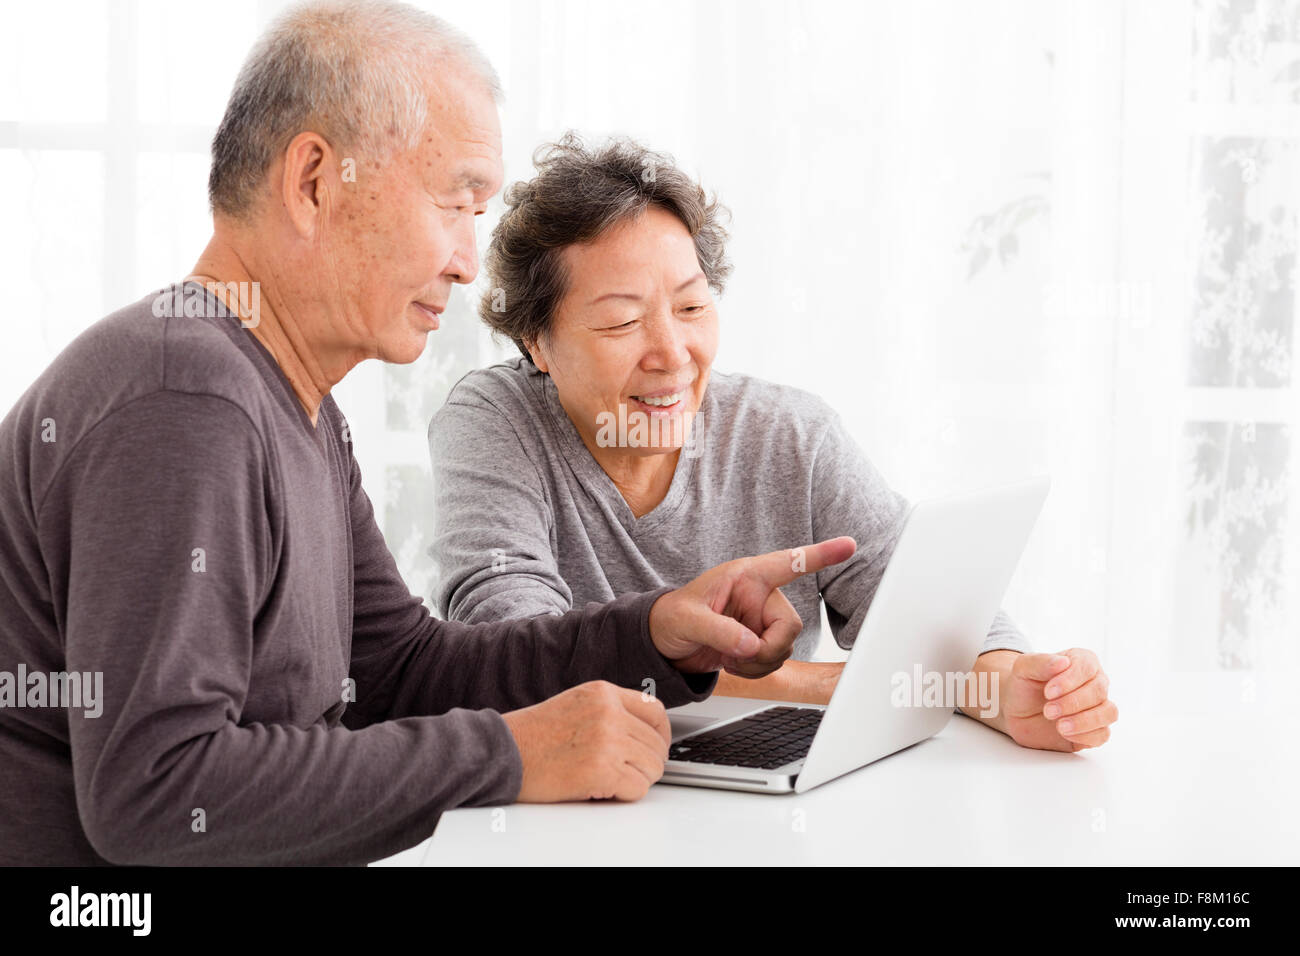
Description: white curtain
2,0,1295,715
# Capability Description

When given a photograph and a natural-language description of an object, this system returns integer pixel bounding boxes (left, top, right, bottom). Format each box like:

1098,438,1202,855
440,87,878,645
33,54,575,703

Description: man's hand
999,648,1118,751
501,681,671,802
500,540,854,805
649,537,857,677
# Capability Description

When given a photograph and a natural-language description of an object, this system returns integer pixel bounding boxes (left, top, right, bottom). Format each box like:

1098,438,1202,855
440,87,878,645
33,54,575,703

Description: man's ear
525,336,550,374
280,131,334,239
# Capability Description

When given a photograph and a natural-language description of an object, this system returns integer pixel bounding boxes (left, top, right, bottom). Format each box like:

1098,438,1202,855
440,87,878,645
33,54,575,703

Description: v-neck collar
179,280,329,457
528,364,698,536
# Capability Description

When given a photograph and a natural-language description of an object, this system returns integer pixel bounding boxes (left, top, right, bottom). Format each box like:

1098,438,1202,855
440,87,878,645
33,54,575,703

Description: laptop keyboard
668,705,824,770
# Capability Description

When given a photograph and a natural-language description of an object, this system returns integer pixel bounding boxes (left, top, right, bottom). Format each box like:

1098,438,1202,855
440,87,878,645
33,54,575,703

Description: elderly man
0,0,853,866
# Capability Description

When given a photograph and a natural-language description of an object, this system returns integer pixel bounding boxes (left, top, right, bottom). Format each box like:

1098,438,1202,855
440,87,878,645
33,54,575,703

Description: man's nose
444,216,480,285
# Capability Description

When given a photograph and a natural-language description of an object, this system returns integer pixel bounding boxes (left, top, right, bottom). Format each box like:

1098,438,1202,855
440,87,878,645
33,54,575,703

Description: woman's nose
642,314,691,368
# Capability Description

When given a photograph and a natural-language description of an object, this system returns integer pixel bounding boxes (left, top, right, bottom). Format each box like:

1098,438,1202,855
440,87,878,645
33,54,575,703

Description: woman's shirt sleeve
428,392,575,624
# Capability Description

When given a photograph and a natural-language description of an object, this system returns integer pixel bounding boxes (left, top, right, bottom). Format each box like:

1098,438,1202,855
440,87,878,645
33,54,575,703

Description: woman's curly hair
478,131,732,361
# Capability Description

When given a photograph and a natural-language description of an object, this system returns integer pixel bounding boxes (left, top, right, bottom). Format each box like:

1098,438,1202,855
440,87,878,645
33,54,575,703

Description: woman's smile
628,382,694,415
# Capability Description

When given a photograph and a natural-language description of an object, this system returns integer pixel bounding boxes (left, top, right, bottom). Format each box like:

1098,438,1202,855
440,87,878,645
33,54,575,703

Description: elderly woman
428,134,1117,751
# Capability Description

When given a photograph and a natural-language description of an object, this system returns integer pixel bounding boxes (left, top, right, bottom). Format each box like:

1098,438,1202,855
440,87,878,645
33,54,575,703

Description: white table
373,701,1300,866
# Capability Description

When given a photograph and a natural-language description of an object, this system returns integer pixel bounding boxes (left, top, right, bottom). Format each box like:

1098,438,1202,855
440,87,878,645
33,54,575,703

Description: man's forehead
419,73,503,191
425,68,500,137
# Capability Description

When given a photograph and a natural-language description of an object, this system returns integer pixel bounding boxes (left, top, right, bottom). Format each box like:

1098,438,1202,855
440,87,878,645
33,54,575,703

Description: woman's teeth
635,392,685,407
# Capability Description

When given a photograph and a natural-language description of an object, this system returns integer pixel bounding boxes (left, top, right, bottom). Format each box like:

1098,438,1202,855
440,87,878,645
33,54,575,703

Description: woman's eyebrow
587,272,705,305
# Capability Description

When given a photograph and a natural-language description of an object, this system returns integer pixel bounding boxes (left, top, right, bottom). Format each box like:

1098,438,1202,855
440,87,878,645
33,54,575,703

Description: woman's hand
713,661,844,704
999,648,1118,751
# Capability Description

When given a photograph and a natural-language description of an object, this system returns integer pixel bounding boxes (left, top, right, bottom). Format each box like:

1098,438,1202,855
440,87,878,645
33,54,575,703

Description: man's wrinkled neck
188,225,344,428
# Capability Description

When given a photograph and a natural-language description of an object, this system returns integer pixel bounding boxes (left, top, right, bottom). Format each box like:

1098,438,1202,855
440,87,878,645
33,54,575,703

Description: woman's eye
605,320,636,331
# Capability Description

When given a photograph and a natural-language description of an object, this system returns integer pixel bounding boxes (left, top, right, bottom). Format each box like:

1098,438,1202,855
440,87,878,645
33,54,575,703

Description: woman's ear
525,336,550,374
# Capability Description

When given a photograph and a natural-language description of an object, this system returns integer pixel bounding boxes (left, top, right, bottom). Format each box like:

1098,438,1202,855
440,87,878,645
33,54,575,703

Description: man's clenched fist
501,681,672,802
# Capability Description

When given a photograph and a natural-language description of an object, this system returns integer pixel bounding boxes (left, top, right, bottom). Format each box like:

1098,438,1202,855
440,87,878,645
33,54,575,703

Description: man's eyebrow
451,170,489,191
588,273,706,305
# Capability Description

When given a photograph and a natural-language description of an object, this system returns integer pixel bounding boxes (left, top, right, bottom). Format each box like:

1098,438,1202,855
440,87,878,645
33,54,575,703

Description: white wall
2,0,1295,715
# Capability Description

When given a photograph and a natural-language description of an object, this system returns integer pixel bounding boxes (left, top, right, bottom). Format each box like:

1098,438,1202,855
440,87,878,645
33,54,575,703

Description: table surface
373,700,1300,866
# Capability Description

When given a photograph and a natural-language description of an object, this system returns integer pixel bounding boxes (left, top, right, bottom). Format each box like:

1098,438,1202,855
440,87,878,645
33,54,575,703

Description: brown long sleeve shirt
0,282,714,866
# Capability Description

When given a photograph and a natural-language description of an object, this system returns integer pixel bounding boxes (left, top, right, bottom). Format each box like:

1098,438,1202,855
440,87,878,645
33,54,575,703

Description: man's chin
381,331,432,366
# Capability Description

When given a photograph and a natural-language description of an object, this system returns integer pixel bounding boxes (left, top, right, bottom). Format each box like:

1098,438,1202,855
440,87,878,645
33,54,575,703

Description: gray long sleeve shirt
429,358,1032,661
0,282,713,866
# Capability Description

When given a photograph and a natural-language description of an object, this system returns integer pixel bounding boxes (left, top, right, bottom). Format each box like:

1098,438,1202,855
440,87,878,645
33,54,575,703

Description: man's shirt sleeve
43,391,522,865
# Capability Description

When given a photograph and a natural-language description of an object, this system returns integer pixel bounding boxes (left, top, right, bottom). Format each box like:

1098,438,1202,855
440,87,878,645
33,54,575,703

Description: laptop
660,475,1051,794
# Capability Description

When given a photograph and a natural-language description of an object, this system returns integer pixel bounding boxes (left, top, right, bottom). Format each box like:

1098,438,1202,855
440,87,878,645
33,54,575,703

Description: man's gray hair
209,0,501,219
